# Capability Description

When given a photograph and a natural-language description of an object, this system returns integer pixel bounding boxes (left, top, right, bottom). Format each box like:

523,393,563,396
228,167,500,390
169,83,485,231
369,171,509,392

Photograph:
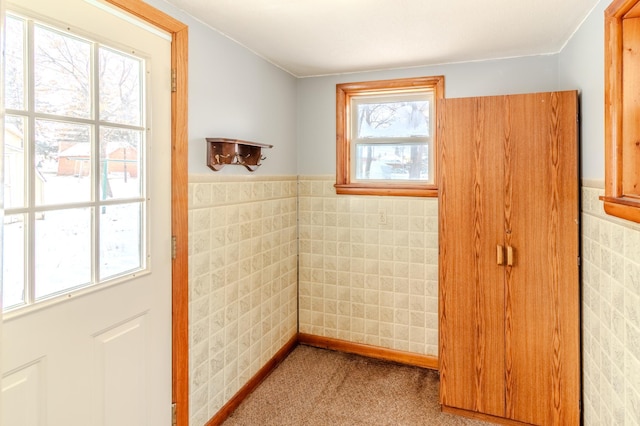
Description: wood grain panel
626,0,640,18
504,92,579,425
439,91,580,425
438,96,505,417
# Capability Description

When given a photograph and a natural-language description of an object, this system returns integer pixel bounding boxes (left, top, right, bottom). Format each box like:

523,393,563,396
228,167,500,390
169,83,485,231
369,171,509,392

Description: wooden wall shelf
205,138,273,172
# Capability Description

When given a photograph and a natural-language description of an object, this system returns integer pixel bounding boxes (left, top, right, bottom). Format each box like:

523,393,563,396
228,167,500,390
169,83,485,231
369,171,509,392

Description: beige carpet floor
222,345,492,426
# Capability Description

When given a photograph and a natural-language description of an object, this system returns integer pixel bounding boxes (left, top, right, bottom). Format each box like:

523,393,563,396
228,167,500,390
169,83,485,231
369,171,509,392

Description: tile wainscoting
581,181,640,425
298,176,439,356
186,175,640,425
187,175,298,425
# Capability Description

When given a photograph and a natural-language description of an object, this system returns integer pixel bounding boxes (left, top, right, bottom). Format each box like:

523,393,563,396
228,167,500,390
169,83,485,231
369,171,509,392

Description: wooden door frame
104,1,188,424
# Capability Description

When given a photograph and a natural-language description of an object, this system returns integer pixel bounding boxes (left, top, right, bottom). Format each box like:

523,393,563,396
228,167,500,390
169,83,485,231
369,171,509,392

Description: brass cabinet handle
497,245,504,265
507,246,514,266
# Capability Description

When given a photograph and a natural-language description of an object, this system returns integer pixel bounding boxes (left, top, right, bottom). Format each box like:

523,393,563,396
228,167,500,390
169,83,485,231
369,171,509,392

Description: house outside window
335,76,444,197
2,12,149,312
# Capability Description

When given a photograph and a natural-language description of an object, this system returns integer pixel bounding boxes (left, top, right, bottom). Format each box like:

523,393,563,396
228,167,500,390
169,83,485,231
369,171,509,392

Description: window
3,12,148,311
601,0,640,222
335,76,444,196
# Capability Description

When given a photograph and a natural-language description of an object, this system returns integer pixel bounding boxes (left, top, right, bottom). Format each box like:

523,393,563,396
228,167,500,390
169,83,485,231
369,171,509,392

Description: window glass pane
4,115,27,209
100,127,142,200
355,143,429,181
100,202,142,280
34,24,91,119
35,119,92,205
99,48,142,126
356,100,430,138
6,15,25,111
2,214,26,309
35,208,91,299
2,11,151,312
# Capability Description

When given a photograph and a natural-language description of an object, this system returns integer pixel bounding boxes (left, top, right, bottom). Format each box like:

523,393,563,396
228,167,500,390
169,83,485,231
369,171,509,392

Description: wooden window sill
334,183,438,197
600,196,640,222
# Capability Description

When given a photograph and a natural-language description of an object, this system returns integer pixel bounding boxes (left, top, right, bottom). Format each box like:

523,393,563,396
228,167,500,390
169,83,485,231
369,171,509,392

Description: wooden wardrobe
437,91,580,425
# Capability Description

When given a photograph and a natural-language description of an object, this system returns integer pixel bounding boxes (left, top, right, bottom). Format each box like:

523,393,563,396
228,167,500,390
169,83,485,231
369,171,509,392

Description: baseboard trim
206,333,438,425
442,405,529,425
205,334,298,426
298,333,439,370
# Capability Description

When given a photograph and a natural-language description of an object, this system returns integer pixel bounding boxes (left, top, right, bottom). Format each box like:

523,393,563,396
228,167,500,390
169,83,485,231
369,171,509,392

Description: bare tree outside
355,99,430,181
5,15,26,111
34,24,91,118
2,13,146,309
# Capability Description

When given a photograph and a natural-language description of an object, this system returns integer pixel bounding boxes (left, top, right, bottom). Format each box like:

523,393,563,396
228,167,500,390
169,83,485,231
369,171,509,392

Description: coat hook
205,138,273,172
214,153,231,164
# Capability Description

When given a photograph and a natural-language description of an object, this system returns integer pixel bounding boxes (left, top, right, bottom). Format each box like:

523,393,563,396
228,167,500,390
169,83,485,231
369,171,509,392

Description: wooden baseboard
205,334,298,426
207,333,438,425
298,333,439,370
442,405,531,425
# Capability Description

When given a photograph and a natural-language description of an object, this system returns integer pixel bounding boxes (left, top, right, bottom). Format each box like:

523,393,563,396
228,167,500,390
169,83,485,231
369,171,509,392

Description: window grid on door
3,11,149,312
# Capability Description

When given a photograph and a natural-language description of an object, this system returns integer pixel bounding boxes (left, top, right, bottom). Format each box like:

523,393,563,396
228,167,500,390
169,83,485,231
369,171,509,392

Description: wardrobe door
438,96,506,417
504,91,580,426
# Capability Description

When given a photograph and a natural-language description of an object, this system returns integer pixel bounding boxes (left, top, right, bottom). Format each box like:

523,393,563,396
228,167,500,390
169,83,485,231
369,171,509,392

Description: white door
1,0,172,424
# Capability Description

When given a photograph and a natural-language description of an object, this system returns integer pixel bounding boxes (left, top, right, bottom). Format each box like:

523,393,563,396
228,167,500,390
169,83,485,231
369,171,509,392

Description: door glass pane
35,119,92,205
4,115,27,209
355,143,429,181
35,208,91,299
99,48,142,126
6,15,25,111
100,127,142,200
2,214,26,309
356,100,430,138
100,202,142,280
34,24,91,119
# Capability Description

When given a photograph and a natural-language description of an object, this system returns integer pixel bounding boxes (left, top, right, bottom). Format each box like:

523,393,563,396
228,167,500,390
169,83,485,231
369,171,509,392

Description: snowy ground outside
3,172,143,309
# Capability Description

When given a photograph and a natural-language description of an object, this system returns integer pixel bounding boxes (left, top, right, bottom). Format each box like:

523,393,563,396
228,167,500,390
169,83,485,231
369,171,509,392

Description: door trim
103,1,188,425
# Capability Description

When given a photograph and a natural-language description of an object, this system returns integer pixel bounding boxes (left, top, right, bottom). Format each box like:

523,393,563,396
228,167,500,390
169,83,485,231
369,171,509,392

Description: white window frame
2,10,150,314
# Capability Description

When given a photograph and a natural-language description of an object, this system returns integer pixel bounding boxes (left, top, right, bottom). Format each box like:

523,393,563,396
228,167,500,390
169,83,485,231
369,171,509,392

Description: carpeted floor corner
222,345,491,426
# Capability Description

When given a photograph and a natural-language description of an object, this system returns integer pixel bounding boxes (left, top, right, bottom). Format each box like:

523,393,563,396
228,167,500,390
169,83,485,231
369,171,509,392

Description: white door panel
1,0,172,424
2,361,43,426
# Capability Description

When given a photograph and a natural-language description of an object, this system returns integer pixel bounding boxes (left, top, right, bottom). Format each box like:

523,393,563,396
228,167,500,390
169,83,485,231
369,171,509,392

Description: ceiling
162,0,600,77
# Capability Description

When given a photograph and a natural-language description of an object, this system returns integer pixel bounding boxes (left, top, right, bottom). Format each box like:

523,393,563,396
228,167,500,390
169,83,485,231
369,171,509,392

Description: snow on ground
3,172,143,309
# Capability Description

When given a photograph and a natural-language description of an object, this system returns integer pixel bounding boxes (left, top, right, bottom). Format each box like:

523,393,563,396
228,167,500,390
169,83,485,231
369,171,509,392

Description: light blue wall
145,0,298,175
143,0,602,179
295,56,561,175
557,2,640,425
558,0,608,181
295,0,607,179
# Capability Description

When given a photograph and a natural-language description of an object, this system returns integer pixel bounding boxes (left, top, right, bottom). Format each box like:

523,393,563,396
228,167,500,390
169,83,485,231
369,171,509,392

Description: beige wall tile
188,176,298,424
190,175,640,426
581,183,640,425
298,176,439,356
